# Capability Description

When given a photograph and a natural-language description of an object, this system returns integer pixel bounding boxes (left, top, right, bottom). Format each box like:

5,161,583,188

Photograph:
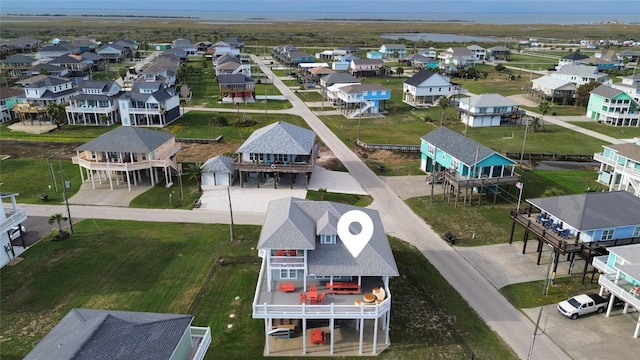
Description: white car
9,225,26,240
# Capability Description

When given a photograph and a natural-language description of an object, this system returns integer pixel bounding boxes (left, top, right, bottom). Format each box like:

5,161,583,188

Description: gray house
25,308,211,360
252,197,399,356
234,121,318,188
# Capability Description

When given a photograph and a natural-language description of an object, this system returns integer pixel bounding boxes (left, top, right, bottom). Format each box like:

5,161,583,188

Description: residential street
18,55,604,360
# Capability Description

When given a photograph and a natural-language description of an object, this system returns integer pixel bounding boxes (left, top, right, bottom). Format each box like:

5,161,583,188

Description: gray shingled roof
201,155,234,173
604,142,640,162
467,93,518,108
421,127,503,166
609,244,640,264
404,69,438,87
217,73,254,84
526,191,640,231
591,84,624,99
322,73,358,84
257,197,399,277
1,54,36,64
25,308,193,360
339,84,389,94
75,127,174,153
236,121,316,155
562,52,589,60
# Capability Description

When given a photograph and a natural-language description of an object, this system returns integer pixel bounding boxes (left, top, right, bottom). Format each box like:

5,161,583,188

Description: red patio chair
317,292,325,304
299,291,307,304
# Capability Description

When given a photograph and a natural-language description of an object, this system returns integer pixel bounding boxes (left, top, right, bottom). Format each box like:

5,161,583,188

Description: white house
550,65,608,87
458,93,525,127
402,69,466,108
1,191,28,268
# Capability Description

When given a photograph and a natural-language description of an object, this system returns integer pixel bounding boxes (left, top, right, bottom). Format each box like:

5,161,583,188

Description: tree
177,63,188,84
396,66,404,76
48,213,68,234
438,95,450,127
537,100,551,130
575,80,601,107
318,188,327,200
38,67,49,75
377,65,389,77
118,67,128,81
46,102,66,129
528,116,542,133
185,162,204,192
495,64,506,72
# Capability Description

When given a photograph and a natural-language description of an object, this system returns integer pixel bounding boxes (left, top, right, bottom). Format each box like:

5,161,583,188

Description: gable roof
258,197,399,277
421,127,512,166
1,54,36,64
562,52,589,61
352,58,384,66
217,73,255,84
322,73,358,84
201,155,234,173
0,87,24,100
236,121,316,155
531,75,576,90
75,127,174,153
554,64,602,77
20,75,70,88
381,44,406,50
25,308,193,360
526,191,640,231
591,84,625,99
338,84,389,94
404,69,445,87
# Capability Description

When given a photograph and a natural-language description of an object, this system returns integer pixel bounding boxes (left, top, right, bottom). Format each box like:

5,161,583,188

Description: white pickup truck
557,293,607,319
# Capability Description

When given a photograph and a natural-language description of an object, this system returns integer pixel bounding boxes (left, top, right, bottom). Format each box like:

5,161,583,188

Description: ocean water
1,1,638,25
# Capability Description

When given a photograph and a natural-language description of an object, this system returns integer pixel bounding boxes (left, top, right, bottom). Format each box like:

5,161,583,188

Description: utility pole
58,160,73,234
227,186,235,242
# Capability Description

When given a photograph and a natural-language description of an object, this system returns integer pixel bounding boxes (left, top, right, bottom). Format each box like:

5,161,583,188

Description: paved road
249,55,569,360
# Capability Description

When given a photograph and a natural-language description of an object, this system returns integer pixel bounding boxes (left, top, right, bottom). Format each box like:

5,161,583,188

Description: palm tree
318,188,327,201
537,100,551,131
438,95,450,127
46,102,66,129
185,162,204,192
48,213,68,234
528,116,542,133
118,67,128,82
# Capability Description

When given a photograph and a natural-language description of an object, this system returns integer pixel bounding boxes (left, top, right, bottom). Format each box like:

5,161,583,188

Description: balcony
1,208,27,232
270,255,305,268
252,261,391,320
598,273,640,311
190,326,211,360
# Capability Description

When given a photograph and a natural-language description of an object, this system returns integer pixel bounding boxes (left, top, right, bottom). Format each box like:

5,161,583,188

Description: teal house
420,127,519,201
586,84,640,127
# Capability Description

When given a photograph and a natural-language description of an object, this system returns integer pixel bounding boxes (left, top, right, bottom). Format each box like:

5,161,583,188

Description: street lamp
169,191,174,208
58,160,73,234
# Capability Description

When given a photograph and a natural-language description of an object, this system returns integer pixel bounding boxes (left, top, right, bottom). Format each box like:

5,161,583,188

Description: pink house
349,59,384,77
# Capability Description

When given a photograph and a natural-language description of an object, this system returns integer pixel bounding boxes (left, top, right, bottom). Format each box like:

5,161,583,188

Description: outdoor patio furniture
559,229,570,239
279,282,295,292
307,288,318,304
373,287,386,301
299,291,307,304
363,293,376,303
310,329,325,345
317,292,325,304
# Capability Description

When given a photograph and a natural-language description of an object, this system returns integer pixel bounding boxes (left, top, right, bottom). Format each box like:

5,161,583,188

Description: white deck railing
253,296,391,319
190,326,211,360
0,208,27,231
599,273,640,310
269,256,305,267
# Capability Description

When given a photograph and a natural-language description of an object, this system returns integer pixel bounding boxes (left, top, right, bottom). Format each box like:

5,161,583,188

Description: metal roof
467,93,518,108
526,191,640,231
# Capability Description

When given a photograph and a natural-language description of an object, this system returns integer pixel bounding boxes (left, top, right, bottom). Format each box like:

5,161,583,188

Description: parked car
558,293,607,319
9,225,26,240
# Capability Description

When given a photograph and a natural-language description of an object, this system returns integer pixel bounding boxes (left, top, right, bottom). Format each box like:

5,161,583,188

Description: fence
356,140,420,153
504,152,595,162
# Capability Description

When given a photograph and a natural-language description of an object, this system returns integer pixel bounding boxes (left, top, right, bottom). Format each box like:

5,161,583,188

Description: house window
320,235,336,244
450,158,459,170
427,144,436,156
634,227,640,238
280,269,297,279
601,229,615,241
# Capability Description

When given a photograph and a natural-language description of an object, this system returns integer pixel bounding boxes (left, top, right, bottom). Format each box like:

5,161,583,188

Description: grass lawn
364,158,425,176
519,105,589,117
405,168,601,246
568,121,640,139
0,220,515,360
295,90,324,102
306,190,373,207
0,159,82,204
500,276,602,308
128,173,201,209
163,111,309,142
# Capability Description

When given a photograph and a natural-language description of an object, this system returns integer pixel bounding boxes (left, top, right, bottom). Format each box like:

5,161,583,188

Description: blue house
593,243,640,338
366,51,383,60
332,84,391,118
511,191,640,282
420,127,520,205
